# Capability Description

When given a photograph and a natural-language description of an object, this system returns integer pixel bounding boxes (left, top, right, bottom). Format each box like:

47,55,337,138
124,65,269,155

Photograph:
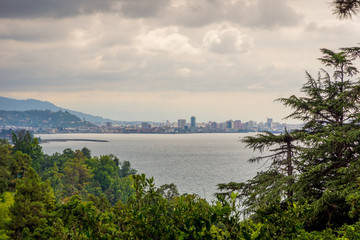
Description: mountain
0,110,96,128
0,96,112,124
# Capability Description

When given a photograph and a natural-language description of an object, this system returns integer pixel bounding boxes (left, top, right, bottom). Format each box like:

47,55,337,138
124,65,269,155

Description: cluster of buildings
158,116,300,133
1,116,302,137
101,116,300,134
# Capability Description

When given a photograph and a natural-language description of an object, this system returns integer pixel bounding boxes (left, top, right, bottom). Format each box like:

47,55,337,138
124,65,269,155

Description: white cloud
203,26,253,54
135,27,200,55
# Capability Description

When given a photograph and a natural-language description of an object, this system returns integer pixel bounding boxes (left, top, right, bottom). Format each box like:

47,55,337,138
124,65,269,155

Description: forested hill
0,96,111,124
0,110,96,128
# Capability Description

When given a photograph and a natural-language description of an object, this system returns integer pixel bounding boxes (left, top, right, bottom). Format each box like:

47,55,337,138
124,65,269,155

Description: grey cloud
166,0,303,29
244,0,303,28
118,0,170,18
305,21,349,36
0,0,302,30
0,0,114,18
0,46,301,93
0,19,71,42
0,0,171,19
166,0,221,28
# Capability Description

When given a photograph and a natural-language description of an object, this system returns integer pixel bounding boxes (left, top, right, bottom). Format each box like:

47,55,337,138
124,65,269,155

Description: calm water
37,133,265,201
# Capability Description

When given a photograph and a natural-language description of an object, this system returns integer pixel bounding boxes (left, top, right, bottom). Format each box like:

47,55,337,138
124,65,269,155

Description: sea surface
37,133,266,201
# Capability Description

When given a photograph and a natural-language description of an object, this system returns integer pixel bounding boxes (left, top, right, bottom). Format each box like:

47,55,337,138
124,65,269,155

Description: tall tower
191,116,196,128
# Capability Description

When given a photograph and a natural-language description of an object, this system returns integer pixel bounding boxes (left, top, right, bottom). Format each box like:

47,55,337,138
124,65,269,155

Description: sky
0,0,359,123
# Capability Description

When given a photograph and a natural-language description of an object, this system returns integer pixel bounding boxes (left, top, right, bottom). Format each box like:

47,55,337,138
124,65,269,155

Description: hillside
0,110,96,128
0,96,111,124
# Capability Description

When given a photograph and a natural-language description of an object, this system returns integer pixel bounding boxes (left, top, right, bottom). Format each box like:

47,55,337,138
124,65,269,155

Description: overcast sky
0,0,359,123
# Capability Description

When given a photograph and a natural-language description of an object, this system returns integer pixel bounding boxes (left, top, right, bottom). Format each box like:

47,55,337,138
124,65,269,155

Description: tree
81,147,91,159
331,0,360,18
11,130,43,172
62,153,93,198
157,183,180,200
9,152,31,180
218,47,360,229
119,160,137,178
0,140,12,195
8,168,55,239
278,47,360,228
0,192,14,239
0,140,31,194
218,130,301,214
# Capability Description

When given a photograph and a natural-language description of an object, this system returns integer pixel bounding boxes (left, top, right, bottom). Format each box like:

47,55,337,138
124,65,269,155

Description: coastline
40,139,108,143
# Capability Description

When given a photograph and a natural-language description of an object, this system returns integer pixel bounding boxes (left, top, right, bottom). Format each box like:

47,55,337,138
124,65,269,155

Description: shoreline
40,139,108,143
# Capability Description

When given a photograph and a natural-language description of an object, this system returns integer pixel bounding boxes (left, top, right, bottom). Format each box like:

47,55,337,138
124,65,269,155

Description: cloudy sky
0,0,359,123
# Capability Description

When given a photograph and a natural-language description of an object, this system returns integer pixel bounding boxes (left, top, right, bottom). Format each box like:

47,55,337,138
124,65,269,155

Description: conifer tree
279,47,360,227
332,0,360,18
218,47,360,228
217,130,301,214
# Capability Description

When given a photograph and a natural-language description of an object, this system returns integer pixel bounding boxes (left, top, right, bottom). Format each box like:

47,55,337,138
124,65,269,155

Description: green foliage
57,195,113,239
118,174,176,239
218,130,301,214
0,192,14,240
8,168,55,239
157,183,180,200
217,46,360,233
85,155,136,204
36,145,137,205
0,140,12,195
9,151,31,180
282,47,360,229
62,152,93,198
0,139,32,194
119,160,137,178
81,147,91,159
12,130,43,172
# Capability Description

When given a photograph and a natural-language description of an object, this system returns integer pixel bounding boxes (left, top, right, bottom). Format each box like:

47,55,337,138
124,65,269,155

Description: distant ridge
0,109,96,128
0,96,112,124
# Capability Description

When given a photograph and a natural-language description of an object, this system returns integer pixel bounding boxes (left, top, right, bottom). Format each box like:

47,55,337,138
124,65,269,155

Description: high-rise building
234,120,242,129
226,120,234,129
191,116,196,128
178,119,186,129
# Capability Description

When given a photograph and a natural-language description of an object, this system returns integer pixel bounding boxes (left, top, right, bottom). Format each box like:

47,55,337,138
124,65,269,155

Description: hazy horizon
1,0,358,123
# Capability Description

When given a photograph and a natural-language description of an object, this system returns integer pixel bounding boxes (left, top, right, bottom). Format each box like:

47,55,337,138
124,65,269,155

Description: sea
36,133,266,202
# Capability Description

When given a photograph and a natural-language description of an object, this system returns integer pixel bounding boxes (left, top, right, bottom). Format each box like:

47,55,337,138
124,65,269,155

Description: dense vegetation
0,110,95,128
